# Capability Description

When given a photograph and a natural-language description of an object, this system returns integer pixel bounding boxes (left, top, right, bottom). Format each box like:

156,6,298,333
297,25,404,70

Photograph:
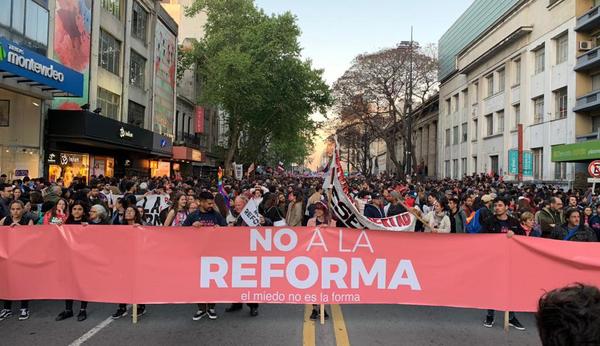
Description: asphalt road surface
0,301,541,346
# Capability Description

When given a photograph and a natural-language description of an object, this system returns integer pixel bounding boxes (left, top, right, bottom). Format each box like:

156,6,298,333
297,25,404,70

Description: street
1,301,541,346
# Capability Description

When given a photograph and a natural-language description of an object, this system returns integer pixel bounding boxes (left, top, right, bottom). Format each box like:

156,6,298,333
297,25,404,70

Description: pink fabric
1,225,599,311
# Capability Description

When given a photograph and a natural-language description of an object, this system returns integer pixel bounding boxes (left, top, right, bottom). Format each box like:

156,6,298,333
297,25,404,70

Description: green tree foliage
185,0,331,172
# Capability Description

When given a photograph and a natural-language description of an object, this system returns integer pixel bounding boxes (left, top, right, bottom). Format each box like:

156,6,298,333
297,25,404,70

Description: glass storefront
0,146,40,180
48,152,90,187
150,161,170,177
91,156,115,178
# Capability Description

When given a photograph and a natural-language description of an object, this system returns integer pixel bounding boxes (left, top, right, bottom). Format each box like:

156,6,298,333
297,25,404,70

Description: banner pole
132,304,138,324
397,198,429,226
504,311,509,332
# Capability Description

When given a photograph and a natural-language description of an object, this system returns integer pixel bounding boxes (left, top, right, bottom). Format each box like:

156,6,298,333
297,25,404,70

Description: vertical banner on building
508,150,518,175
52,0,92,109
195,106,205,134
523,151,533,177
153,20,176,136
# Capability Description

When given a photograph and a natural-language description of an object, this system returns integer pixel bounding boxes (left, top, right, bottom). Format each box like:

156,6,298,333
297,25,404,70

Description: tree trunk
224,126,241,177
385,135,404,177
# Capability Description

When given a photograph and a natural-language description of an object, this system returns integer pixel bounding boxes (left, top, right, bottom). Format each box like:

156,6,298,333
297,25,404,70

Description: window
453,159,459,179
445,160,451,178
462,123,468,142
473,82,479,104
97,87,121,120
461,158,467,177
473,156,478,173
490,155,499,175
462,89,469,109
534,46,545,74
101,0,121,18
11,0,25,33
533,96,544,124
445,98,451,115
497,110,504,133
513,59,521,85
445,129,451,146
513,104,520,129
533,148,544,180
25,0,49,46
131,1,148,42
128,101,145,128
99,30,121,75
129,50,146,88
554,162,566,180
555,33,568,65
498,68,505,92
452,94,459,113
593,73,600,91
473,119,478,140
485,114,493,136
554,87,567,119
453,126,459,145
486,75,494,97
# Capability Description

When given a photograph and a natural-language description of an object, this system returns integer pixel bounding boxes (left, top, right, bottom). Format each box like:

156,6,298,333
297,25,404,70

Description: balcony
575,6,600,32
573,89,600,112
574,46,600,71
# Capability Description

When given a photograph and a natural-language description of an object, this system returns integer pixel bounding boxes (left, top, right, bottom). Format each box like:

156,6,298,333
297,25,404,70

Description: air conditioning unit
579,41,593,51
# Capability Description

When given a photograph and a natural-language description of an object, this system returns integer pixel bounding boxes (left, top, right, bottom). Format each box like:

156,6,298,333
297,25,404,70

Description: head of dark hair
536,284,600,346
564,208,580,220
493,196,510,207
198,191,214,201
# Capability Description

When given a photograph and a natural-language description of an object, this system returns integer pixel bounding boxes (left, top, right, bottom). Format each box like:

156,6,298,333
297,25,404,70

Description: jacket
481,215,522,235
286,202,303,227
538,207,564,238
422,211,451,233
449,209,467,233
364,203,385,219
551,224,598,242
589,215,600,241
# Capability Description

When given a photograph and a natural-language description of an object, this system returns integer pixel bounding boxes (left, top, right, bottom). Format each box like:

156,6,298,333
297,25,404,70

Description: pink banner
1,226,599,311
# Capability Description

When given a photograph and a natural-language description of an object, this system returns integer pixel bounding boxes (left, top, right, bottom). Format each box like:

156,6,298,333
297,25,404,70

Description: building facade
0,0,86,180
438,0,600,183
45,0,177,183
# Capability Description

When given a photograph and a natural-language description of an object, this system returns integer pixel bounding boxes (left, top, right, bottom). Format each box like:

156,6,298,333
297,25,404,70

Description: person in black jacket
481,197,525,331
364,192,385,219
551,208,598,242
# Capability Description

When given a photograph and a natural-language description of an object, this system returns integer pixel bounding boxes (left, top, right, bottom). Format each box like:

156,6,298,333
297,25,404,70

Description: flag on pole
217,167,231,210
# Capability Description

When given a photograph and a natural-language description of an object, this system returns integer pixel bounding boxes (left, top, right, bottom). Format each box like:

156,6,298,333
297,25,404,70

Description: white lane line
68,306,130,346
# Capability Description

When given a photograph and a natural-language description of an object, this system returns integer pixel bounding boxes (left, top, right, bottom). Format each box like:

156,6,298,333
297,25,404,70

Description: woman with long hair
43,198,69,225
286,190,304,227
56,201,90,322
164,193,188,227
264,193,285,225
307,202,336,227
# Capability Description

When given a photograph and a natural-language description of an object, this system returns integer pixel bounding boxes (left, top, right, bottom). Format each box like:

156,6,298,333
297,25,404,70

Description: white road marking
68,306,130,346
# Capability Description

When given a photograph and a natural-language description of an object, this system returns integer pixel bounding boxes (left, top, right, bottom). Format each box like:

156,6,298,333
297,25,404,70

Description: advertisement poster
52,0,92,109
153,20,176,137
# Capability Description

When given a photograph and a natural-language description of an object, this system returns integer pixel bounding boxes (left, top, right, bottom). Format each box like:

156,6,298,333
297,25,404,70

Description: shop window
131,1,148,43
48,152,90,187
129,50,146,89
97,87,121,120
128,101,145,128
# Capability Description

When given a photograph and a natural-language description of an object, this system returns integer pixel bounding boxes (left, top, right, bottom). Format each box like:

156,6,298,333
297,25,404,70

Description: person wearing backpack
466,194,493,233
551,208,597,242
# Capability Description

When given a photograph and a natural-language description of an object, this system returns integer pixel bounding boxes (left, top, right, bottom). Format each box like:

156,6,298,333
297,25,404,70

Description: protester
538,197,564,238
89,205,109,225
416,201,450,233
551,208,598,242
364,192,385,219
447,197,466,233
42,198,69,225
536,283,600,346
286,190,304,227
164,193,188,227
307,201,336,227
516,212,541,237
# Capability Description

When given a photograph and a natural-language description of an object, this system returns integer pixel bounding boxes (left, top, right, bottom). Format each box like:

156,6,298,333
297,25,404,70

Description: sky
253,0,475,168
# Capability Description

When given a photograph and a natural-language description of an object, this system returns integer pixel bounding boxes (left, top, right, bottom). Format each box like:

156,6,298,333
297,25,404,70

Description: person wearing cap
364,192,385,219
477,194,494,226
307,201,336,227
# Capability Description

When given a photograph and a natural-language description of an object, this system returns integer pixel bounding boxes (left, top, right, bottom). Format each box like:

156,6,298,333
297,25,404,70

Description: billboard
51,0,92,109
153,20,176,137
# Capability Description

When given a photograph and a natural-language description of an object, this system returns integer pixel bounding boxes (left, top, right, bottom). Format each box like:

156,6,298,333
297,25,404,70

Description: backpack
466,209,483,233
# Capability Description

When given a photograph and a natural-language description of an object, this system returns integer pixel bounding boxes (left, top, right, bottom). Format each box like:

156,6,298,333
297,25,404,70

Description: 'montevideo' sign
0,37,83,97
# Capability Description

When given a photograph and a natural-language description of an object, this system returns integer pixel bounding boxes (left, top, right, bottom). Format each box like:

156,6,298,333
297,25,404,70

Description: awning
0,37,83,97
551,140,600,162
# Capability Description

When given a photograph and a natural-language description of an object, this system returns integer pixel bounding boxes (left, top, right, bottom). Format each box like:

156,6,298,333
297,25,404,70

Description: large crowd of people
0,171,599,330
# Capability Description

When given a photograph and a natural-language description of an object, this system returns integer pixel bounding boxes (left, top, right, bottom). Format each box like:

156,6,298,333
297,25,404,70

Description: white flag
235,164,244,180
240,199,261,227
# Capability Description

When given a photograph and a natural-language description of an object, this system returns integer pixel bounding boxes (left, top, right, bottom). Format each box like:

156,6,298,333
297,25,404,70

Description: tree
332,43,438,176
185,0,331,173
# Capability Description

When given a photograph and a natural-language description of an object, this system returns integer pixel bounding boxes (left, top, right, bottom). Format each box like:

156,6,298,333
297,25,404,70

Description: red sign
2,226,600,311
589,160,600,177
195,106,205,134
